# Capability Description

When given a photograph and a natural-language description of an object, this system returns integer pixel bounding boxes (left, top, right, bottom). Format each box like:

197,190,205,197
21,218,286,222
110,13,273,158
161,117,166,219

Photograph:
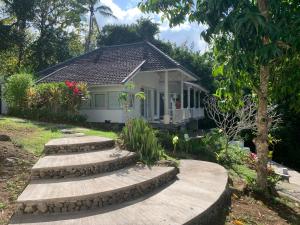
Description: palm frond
96,5,113,13
97,10,117,19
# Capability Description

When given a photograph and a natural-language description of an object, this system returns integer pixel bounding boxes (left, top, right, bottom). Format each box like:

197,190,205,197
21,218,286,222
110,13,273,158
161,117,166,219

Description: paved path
271,161,300,202
11,160,229,225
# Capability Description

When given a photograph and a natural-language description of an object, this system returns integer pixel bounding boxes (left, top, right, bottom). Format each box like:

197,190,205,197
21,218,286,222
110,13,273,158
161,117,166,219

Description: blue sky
96,0,209,52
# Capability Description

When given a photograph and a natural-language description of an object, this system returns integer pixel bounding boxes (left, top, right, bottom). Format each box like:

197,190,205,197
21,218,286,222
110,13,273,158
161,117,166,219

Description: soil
226,189,300,225
0,139,37,225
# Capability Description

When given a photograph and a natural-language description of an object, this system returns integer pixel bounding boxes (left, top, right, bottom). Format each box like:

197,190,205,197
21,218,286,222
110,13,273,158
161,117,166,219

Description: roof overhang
184,81,209,93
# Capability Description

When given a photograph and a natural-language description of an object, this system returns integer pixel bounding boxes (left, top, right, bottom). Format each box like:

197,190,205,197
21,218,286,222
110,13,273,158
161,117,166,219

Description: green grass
0,116,117,156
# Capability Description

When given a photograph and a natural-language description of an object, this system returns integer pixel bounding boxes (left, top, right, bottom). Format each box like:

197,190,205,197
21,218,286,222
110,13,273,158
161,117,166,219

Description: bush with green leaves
120,118,164,163
4,73,34,109
4,74,89,123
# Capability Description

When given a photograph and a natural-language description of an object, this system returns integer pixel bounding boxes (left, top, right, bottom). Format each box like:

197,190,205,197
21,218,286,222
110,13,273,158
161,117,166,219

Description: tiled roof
37,41,197,85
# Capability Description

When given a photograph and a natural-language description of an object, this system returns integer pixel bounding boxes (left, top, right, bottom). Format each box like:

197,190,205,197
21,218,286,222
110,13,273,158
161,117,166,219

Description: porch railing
170,108,204,123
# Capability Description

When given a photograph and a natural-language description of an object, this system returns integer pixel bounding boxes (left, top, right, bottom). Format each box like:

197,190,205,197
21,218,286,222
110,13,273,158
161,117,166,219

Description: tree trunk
17,20,26,68
255,65,270,192
85,8,93,53
255,0,270,193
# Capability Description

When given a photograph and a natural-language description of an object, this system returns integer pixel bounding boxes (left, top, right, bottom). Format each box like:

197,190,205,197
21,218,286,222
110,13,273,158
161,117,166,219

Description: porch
135,70,207,125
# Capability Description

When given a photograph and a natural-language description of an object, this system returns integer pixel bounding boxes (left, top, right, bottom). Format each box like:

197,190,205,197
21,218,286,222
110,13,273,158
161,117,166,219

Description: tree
2,0,36,67
139,0,300,193
76,0,116,52
28,0,84,71
204,95,281,153
97,18,159,46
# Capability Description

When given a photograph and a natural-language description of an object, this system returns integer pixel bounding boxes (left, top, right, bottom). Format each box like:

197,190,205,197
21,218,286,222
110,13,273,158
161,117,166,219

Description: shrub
216,145,249,167
4,73,34,109
120,119,164,163
5,75,89,124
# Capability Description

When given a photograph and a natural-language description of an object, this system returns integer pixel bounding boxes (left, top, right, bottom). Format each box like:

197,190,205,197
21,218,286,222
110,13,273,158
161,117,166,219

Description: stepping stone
10,160,229,225
31,149,138,179
16,165,178,215
44,136,115,154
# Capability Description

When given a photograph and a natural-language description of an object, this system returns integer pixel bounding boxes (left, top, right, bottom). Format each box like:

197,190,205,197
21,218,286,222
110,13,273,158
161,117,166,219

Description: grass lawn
0,116,117,156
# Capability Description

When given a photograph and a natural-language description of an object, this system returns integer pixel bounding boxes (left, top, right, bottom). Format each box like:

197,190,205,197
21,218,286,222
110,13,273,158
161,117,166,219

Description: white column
198,90,201,108
156,89,160,120
163,71,170,124
193,88,196,108
180,78,184,110
187,86,191,109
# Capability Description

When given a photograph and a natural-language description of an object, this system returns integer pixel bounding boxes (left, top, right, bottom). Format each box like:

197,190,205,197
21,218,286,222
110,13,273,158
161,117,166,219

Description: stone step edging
44,140,115,155
16,167,179,215
31,153,138,180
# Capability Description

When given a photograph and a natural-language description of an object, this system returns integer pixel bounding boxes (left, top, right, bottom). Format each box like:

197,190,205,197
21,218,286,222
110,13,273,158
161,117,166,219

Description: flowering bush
4,75,89,123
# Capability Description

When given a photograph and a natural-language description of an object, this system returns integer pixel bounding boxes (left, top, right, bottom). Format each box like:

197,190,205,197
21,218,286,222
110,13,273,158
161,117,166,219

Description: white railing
191,108,205,119
172,109,183,124
169,107,205,123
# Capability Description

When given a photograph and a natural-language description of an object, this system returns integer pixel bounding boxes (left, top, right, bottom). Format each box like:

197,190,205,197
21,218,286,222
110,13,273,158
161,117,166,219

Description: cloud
98,0,209,52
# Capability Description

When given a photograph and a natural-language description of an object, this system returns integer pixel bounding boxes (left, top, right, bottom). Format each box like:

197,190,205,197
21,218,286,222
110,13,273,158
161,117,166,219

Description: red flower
73,87,80,95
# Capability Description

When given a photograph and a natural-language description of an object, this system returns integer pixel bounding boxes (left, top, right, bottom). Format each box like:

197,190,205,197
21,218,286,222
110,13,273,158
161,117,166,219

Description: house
37,41,208,125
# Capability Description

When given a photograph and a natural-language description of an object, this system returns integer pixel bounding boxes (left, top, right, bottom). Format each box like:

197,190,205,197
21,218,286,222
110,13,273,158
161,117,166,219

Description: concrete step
16,165,178,215
31,149,138,179
10,160,229,225
44,136,115,155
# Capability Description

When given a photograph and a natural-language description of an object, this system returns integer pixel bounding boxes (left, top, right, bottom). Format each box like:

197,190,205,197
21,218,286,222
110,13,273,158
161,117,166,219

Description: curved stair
31,149,138,179
10,136,230,225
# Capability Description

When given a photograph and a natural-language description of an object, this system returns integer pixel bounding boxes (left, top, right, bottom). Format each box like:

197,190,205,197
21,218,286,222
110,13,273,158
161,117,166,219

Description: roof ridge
38,42,146,76
145,41,180,67
145,41,198,79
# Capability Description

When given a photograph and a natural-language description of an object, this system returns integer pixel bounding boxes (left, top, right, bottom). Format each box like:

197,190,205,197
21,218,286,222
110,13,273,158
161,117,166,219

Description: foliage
120,119,164,164
0,0,85,74
97,18,159,46
4,72,34,108
75,0,116,52
4,74,89,123
118,82,145,121
139,0,300,193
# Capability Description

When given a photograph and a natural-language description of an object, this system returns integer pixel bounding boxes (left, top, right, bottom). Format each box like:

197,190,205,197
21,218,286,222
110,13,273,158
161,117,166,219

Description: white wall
80,85,126,123
81,109,124,123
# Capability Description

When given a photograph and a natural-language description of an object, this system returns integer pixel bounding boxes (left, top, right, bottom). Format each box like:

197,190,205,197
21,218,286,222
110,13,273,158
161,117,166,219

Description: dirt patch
226,193,300,225
0,140,37,225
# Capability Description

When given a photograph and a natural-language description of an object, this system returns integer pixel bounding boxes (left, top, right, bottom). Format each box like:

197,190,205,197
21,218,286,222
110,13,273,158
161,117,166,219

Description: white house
37,41,208,125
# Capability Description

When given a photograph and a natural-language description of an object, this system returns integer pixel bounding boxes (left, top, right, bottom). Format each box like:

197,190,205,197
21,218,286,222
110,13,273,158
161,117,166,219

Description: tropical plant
76,0,116,52
4,72,33,109
120,118,163,163
118,82,145,122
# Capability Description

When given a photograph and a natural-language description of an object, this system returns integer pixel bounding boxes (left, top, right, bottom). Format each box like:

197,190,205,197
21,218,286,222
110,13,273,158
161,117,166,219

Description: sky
96,0,209,52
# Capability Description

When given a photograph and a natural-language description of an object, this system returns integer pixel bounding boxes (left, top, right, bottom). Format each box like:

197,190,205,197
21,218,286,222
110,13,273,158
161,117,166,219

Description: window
81,98,91,109
94,94,105,108
108,92,121,109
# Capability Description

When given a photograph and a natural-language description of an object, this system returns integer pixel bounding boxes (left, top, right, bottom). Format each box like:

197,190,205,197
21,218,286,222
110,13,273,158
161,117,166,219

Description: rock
24,205,34,214
37,203,48,213
0,134,11,141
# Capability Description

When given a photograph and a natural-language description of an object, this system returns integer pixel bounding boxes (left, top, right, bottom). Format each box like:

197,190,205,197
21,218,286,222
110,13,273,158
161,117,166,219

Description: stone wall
44,140,115,154
31,154,138,179
17,168,178,215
